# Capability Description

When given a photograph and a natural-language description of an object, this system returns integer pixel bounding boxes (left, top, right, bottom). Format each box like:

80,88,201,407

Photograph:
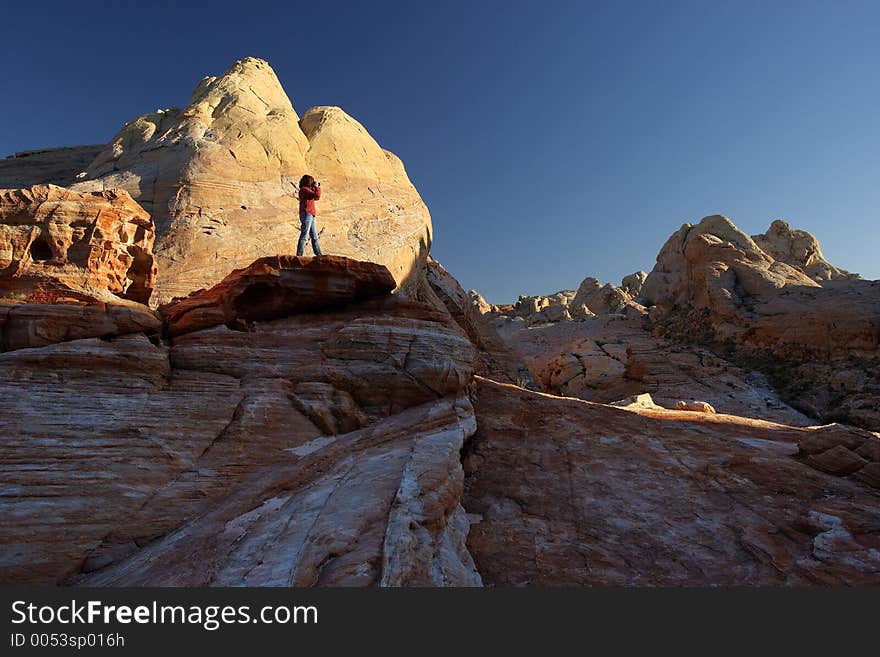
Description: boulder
675,400,717,413
610,393,663,410
160,254,396,337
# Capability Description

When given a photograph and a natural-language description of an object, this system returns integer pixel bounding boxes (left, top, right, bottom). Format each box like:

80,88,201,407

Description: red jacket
299,184,321,216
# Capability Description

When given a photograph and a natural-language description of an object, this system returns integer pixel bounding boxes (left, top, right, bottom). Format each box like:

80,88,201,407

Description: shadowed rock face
464,377,880,586
65,57,431,304
0,184,157,305
424,257,538,389
0,146,105,189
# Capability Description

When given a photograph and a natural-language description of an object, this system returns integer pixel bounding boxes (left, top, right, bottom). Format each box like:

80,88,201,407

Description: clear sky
2,0,877,302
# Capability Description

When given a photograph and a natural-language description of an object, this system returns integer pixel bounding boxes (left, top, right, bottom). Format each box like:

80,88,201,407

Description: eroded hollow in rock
29,237,53,261
116,245,154,304
233,282,282,321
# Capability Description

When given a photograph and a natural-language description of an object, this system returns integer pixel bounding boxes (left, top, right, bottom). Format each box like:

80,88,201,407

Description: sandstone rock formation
639,215,880,430
67,57,430,304
464,377,880,586
0,184,157,305
0,301,160,353
468,289,498,315
424,257,538,389
610,392,664,410
2,242,879,586
1,254,480,586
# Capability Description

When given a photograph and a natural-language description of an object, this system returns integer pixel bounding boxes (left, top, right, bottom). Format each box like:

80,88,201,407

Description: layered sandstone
0,255,480,586
69,57,431,304
73,395,480,586
0,301,160,353
2,243,879,586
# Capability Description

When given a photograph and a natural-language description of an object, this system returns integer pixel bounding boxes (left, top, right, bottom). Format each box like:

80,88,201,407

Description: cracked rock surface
464,377,880,586
496,314,813,426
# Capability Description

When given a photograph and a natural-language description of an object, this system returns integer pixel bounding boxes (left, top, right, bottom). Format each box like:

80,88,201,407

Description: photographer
296,174,324,256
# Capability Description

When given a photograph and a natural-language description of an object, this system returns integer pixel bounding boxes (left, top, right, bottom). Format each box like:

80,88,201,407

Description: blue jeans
297,212,323,256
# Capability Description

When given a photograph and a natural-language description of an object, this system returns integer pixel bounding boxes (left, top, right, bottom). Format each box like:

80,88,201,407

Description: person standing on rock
297,174,324,257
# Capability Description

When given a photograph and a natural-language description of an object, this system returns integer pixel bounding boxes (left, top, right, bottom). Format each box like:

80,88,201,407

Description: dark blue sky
2,0,878,301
